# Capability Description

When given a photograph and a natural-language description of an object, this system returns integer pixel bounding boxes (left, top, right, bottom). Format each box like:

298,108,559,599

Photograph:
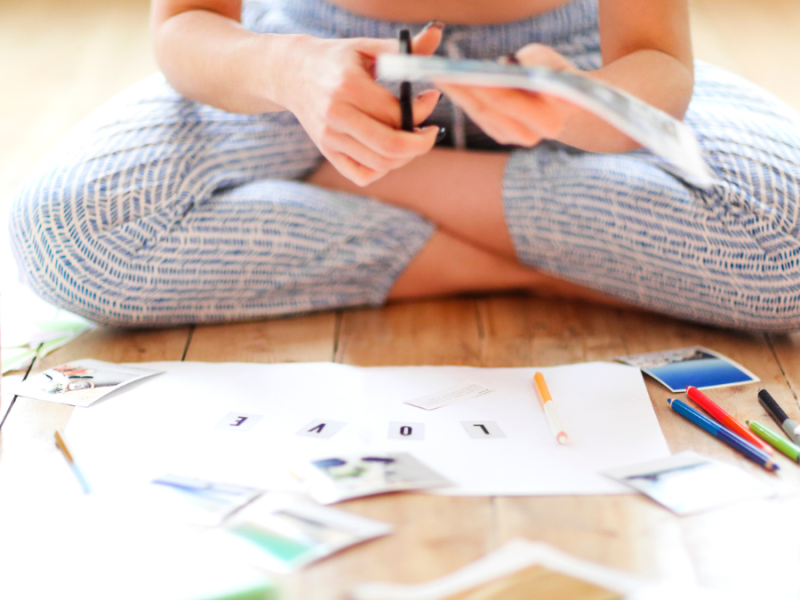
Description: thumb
411,21,444,56
352,37,404,58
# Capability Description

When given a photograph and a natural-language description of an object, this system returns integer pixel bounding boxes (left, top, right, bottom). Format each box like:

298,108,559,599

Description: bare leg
389,229,634,309
308,148,516,259
308,150,635,309
389,229,538,299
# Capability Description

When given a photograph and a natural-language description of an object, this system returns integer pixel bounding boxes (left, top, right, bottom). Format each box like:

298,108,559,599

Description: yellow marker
533,372,569,445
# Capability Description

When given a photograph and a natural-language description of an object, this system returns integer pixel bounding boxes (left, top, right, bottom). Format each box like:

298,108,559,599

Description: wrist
259,33,319,113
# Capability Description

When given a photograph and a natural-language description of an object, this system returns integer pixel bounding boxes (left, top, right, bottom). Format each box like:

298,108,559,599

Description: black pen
398,29,413,132
758,388,800,444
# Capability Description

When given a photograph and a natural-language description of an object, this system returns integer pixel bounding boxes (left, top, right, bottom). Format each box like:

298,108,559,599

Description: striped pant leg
503,62,800,332
9,74,434,326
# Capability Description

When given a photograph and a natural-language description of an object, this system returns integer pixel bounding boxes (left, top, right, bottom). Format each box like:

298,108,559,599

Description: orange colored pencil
686,386,772,454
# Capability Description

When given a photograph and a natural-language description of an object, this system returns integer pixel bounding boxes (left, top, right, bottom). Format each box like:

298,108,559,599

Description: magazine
377,54,715,187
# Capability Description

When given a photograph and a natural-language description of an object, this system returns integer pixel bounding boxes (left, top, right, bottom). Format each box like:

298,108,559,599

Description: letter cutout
215,412,263,432
388,421,425,441
461,420,506,439
297,419,347,439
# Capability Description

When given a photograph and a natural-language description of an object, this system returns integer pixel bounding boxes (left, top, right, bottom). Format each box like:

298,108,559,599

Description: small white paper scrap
404,380,492,410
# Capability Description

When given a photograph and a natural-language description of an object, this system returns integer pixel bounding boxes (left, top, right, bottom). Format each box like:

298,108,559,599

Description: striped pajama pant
9,0,800,331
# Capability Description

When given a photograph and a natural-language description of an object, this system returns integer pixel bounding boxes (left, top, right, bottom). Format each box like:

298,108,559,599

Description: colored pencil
668,399,778,472
686,386,772,454
747,419,800,462
55,429,92,494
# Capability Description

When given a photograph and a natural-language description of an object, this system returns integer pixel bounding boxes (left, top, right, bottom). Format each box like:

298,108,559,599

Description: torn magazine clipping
377,54,716,187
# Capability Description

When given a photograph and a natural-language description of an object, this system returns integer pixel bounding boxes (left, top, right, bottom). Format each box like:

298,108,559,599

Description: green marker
747,419,800,462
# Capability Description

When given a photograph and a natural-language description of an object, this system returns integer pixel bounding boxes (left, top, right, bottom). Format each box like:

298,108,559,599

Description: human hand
438,44,581,147
278,25,444,186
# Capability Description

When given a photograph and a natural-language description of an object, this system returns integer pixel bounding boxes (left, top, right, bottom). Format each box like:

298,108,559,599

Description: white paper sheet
65,361,670,496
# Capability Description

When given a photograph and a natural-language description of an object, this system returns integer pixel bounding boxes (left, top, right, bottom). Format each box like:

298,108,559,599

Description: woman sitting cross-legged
9,0,800,331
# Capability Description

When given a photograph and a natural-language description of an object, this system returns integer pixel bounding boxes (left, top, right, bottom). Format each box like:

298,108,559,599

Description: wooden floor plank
185,313,337,363
477,295,629,368
335,299,482,366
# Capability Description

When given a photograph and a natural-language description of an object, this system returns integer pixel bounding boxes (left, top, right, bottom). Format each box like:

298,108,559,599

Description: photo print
604,451,774,515
615,346,758,392
298,452,451,504
12,359,160,407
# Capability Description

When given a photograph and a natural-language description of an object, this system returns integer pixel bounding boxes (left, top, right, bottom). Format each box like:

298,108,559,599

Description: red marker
686,386,772,454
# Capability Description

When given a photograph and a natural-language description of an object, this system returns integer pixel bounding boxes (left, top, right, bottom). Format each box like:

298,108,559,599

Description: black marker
398,29,413,132
758,388,800,444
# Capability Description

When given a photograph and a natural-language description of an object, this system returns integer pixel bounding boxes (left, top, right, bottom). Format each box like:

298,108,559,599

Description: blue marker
667,398,779,472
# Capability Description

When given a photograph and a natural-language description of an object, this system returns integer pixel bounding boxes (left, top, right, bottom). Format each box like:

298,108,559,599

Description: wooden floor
3,1,800,598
